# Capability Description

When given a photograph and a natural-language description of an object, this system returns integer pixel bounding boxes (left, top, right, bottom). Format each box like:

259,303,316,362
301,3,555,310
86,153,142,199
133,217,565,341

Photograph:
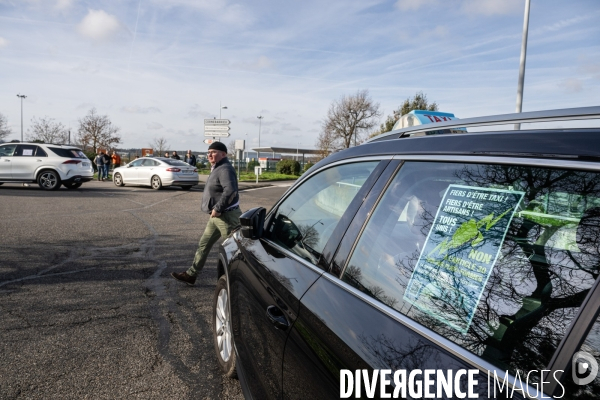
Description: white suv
0,142,94,190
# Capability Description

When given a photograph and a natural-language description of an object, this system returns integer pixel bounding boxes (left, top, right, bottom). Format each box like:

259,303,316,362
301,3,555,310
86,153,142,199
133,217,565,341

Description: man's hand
211,209,221,218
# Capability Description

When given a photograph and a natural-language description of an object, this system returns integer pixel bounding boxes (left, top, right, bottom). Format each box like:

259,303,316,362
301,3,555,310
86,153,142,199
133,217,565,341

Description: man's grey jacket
201,158,239,214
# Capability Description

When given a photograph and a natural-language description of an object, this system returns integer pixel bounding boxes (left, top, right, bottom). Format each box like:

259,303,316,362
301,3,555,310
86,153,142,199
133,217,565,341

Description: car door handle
266,305,289,330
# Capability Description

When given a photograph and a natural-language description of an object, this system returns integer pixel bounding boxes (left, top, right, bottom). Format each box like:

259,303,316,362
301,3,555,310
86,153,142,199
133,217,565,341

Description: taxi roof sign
392,110,466,134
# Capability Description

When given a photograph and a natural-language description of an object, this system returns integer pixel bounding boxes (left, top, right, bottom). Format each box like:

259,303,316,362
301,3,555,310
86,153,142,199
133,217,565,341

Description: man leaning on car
171,141,241,285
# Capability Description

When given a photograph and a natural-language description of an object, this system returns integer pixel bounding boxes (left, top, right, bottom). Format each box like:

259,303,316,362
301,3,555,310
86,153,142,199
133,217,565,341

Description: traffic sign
204,119,230,125
204,125,230,131
204,139,218,144
204,131,231,137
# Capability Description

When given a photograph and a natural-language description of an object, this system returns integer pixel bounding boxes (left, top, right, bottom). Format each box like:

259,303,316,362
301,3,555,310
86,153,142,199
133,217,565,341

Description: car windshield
48,147,87,158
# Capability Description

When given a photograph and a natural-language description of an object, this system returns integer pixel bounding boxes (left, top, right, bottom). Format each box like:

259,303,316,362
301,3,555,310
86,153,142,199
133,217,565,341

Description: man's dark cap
208,142,227,153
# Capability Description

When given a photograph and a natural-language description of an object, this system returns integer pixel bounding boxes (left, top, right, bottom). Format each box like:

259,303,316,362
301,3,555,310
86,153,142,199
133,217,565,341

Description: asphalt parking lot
0,180,291,399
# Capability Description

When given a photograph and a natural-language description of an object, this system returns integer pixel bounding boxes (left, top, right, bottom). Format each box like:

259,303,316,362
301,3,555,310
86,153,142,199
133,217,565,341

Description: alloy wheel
215,288,232,362
38,171,60,190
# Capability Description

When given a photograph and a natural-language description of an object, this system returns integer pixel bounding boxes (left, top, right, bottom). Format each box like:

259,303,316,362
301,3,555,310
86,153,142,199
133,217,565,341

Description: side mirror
240,207,266,239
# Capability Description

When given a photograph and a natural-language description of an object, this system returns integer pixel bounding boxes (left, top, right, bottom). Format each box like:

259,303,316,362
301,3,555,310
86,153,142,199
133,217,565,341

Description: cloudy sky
1,0,599,151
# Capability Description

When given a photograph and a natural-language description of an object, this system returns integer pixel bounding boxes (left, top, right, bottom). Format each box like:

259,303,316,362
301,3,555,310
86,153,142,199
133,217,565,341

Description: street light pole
515,0,531,130
220,101,228,119
257,116,263,161
16,94,27,142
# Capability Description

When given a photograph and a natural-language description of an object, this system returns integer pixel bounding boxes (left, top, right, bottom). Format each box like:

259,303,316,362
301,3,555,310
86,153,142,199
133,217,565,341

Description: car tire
181,185,192,191
63,182,82,189
38,170,61,191
151,175,162,190
213,275,237,378
114,173,124,187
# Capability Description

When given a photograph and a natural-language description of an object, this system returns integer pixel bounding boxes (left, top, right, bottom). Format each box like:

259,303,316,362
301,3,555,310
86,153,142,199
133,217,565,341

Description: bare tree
318,90,381,153
371,91,438,137
26,116,68,144
227,139,236,159
76,108,121,152
0,112,11,141
151,136,169,155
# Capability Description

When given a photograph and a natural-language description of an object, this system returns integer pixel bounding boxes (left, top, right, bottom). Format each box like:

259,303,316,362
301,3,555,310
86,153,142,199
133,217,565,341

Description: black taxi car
212,107,600,399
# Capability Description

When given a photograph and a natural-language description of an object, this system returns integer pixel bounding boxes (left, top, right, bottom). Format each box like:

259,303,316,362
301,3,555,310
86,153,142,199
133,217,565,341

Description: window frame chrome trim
322,272,550,399
390,154,600,171
261,238,325,275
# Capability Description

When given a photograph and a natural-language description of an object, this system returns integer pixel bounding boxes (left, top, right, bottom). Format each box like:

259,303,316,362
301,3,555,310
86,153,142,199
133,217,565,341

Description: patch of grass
238,172,298,181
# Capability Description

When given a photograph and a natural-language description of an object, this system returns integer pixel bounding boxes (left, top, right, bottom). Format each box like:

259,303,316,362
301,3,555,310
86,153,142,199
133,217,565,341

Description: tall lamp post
515,0,531,130
16,94,27,142
220,101,228,119
257,115,263,161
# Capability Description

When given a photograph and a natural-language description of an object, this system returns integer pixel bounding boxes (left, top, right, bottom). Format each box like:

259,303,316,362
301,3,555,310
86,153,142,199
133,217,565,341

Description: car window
264,161,379,265
129,159,144,167
47,147,87,158
0,144,17,156
142,159,157,166
343,161,600,383
15,145,38,156
163,159,190,166
36,147,47,157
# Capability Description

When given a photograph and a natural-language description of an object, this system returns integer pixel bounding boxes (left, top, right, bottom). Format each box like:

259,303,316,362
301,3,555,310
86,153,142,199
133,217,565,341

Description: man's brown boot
171,271,196,286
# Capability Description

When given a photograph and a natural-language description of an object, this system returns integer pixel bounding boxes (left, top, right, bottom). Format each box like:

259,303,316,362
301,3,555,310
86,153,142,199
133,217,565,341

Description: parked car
112,157,199,190
212,107,600,399
0,142,94,190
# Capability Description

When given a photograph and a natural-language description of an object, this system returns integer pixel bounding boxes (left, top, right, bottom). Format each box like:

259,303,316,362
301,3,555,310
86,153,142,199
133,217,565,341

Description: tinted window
0,144,17,156
265,161,378,264
47,147,86,158
343,161,600,381
36,147,47,157
163,159,189,166
15,145,38,156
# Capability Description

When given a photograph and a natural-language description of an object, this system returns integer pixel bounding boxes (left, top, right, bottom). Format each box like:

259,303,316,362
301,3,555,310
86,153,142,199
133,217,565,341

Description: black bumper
63,175,93,184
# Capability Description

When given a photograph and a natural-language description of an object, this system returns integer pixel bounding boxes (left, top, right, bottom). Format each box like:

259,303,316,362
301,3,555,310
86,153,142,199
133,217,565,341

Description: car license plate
181,170,192,174
83,162,90,166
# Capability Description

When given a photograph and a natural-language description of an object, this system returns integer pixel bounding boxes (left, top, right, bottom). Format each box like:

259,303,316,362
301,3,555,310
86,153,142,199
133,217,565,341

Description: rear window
162,159,190,166
343,161,600,385
47,147,87,158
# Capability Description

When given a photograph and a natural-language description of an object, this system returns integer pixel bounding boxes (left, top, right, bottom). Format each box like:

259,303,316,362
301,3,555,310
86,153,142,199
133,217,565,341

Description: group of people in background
164,150,197,166
93,150,121,181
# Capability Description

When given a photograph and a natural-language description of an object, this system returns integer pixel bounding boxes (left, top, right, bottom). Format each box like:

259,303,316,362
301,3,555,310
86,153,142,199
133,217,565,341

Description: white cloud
459,0,522,16
55,0,73,10
147,122,164,130
121,106,161,114
559,78,583,93
395,0,438,11
187,104,212,118
77,9,123,41
230,56,273,71
0,37,8,48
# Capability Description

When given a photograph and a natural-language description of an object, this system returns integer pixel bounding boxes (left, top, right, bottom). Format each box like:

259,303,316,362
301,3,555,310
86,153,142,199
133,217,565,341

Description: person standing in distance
184,150,196,166
171,142,241,285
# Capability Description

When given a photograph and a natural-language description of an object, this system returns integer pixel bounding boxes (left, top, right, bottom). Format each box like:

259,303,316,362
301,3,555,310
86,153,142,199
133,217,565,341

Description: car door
229,159,386,399
0,144,17,179
120,158,144,183
11,145,45,180
138,158,157,185
283,159,600,399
